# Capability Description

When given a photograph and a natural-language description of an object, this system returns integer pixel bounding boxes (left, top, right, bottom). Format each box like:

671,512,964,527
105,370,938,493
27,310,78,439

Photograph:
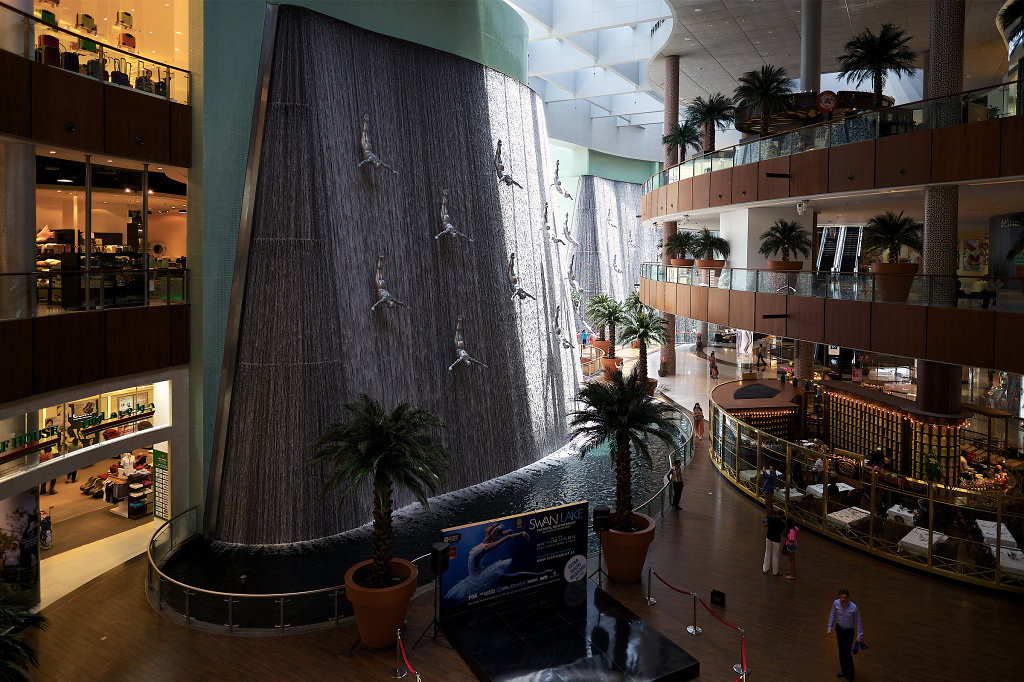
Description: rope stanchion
686,592,702,636
645,567,657,606
397,630,421,682
731,629,749,680
392,628,408,679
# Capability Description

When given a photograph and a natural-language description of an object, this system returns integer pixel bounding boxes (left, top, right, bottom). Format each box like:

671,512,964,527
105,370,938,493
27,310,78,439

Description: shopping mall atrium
0,0,1022,679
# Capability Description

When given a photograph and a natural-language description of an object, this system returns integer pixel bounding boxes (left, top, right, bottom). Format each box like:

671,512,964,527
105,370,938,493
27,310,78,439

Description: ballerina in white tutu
443,523,555,602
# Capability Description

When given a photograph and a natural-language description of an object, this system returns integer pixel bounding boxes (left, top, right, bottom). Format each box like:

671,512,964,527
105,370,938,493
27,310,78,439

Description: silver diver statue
508,253,537,301
612,254,623,274
567,254,581,294
435,189,474,242
357,114,398,174
564,212,580,247
448,315,488,371
552,305,575,349
545,203,566,245
551,160,573,199
370,252,409,312
494,139,523,188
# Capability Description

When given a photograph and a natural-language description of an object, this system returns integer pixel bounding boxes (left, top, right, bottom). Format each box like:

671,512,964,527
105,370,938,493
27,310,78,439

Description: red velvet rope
651,570,741,630
397,634,418,675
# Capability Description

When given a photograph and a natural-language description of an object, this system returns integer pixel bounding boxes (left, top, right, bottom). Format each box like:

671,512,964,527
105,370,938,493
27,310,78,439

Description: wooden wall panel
656,186,668,216
33,311,106,394
170,102,192,167
758,156,790,200
655,281,667,312
0,50,31,138
869,303,926,358
105,306,172,377
1000,115,1024,177
707,288,730,325
31,62,104,149
788,149,828,197
824,299,871,351
690,285,709,322
709,168,733,207
662,282,676,315
754,293,787,336
0,319,33,404
926,307,993,368
931,119,1001,183
786,295,825,343
666,180,679,214
728,290,755,332
105,86,171,163
171,304,191,365
677,178,693,212
732,163,758,204
994,312,1024,374
691,173,711,210
828,140,875,193
875,130,932,187
675,284,690,318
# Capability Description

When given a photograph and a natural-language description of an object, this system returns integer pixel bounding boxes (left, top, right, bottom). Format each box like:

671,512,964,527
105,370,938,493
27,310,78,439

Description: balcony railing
644,82,1019,194
641,263,1024,313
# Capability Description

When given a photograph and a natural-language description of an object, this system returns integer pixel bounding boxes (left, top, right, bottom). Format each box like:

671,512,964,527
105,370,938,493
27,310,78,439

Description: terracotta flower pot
344,558,418,648
765,260,803,271
869,262,918,302
694,259,725,276
599,512,656,582
592,339,611,356
601,356,624,379
669,258,694,267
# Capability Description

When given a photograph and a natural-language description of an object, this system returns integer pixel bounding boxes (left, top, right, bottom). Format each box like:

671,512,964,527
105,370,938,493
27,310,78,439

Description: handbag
118,32,136,50
115,11,133,28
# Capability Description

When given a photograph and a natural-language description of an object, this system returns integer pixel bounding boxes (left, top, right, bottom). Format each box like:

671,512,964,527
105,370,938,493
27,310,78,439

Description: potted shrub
1006,229,1024,293
570,365,680,581
658,359,668,378
863,210,922,302
314,395,450,648
692,227,730,275
618,305,669,395
0,581,47,679
664,231,696,267
759,219,811,271
593,300,627,378
585,293,614,356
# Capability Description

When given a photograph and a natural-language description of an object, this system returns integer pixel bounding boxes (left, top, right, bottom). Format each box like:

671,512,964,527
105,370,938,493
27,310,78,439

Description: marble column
794,340,814,380
661,55,680,374
799,0,822,92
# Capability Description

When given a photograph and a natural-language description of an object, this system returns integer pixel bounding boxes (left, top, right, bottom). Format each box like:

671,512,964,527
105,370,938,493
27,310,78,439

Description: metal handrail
632,407,696,515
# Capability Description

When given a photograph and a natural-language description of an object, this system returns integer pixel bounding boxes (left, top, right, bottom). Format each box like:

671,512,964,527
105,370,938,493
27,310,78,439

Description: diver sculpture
435,189,474,242
567,255,581,294
508,253,537,301
607,209,617,229
564,212,580,247
370,252,409,312
544,203,566,245
612,254,623,274
494,140,523,188
357,114,398,174
551,160,573,199
552,305,574,349
448,315,488,370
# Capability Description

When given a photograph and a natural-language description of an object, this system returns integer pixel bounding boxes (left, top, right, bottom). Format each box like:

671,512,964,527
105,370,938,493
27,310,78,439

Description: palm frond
861,210,922,263
733,65,793,136
758,219,811,261
692,227,731,260
836,23,916,106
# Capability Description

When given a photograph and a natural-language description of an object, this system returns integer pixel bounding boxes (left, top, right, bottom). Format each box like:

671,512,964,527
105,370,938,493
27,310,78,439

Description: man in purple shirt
826,588,864,680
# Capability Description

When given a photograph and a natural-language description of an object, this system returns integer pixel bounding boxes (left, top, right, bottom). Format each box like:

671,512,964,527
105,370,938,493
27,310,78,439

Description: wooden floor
28,434,1023,681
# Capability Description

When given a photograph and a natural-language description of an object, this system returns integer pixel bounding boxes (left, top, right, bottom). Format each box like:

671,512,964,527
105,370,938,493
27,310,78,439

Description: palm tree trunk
608,320,616,359
370,484,394,587
638,342,648,383
873,71,883,108
613,433,633,531
702,124,714,154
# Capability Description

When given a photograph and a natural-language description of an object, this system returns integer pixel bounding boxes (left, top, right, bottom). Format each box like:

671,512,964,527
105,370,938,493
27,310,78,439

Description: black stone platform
443,580,699,681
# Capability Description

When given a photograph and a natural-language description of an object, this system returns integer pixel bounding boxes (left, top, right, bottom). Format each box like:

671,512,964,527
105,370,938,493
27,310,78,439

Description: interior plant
617,306,669,387
663,231,696,266
594,299,626,362
661,119,701,165
836,23,916,109
758,219,812,270
733,64,794,138
314,394,450,647
686,93,736,154
862,210,923,302
584,293,614,341
692,227,731,274
0,582,47,681
624,291,643,315
569,364,679,581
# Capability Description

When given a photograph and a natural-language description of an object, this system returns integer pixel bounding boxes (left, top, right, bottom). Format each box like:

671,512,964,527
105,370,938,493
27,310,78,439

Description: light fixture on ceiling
48,150,56,154
148,189,154,194
56,177,73,183
125,188,131,193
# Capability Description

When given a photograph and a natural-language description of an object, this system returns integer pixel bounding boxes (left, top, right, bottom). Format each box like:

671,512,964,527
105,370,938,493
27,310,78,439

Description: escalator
815,225,862,272
816,226,839,271
837,226,862,272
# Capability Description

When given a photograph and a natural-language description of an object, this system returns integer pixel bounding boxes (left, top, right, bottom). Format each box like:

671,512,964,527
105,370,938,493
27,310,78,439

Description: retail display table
886,504,916,526
898,527,948,556
806,482,854,499
975,520,1017,549
826,506,871,529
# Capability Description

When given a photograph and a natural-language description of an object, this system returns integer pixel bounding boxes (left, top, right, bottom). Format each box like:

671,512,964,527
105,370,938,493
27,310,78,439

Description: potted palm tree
733,64,793,138
570,365,679,582
1006,228,1024,293
863,210,922,302
593,299,627,378
315,395,450,648
618,306,669,394
692,227,730,275
661,119,701,165
686,93,736,155
759,219,811,271
0,582,47,680
664,231,695,266
837,23,916,109
585,293,614,356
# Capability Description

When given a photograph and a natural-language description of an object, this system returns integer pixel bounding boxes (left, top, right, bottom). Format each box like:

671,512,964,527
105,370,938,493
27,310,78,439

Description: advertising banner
0,490,41,606
439,501,589,618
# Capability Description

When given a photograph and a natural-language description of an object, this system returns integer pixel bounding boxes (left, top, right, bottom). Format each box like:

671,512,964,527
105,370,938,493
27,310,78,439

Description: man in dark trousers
762,511,785,575
669,459,684,510
826,588,865,680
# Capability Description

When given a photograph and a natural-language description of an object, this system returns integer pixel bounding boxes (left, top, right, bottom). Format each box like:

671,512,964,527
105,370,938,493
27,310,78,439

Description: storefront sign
0,403,156,464
439,501,588,618
817,90,838,112
153,449,169,520
1008,28,1023,60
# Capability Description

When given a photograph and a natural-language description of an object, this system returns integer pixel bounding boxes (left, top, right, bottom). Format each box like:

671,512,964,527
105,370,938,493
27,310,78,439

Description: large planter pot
669,258,694,267
694,259,725,276
1016,265,1024,294
592,339,611,356
601,356,624,379
870,262,918,302
765,260,803,271
600,512,656,582
344,558,418,648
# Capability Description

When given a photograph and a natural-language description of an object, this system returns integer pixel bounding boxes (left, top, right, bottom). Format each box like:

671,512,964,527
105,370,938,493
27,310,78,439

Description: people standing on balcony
692,403,704,440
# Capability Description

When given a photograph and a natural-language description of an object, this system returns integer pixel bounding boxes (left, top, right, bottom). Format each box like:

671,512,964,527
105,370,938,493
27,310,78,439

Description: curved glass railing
643,82,1018,195
641,263,1024,313
633,404,696,520
708,384,1024,592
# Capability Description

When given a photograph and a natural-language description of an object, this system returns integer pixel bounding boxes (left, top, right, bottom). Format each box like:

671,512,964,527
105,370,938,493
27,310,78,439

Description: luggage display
86,57,106,80
115,11,132,29
35,9,56,26
37,34,58,49
75,13,96,33
77,38,97,53
135,65,153,92
110,57,130,86
118,32,135,50
61,50,79,73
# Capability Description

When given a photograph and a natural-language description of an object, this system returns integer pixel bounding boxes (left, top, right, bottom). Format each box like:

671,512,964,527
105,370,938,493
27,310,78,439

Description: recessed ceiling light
148,189,154,194
48,150,56,154
107,159,113,163
57,190,61,193
125,188,131,193
156,167,163,170
57,178,72,183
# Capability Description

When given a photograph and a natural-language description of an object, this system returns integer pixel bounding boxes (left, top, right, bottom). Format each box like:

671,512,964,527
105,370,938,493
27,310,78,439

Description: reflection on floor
445,579,699,681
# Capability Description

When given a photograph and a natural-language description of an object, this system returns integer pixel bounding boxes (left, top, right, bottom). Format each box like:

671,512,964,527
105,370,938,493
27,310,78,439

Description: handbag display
75,13,96,33
118,32,135,50
37,34,59,49
77,38,97,53
86,57,106,80
35,9,56,26
115,11,132,29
